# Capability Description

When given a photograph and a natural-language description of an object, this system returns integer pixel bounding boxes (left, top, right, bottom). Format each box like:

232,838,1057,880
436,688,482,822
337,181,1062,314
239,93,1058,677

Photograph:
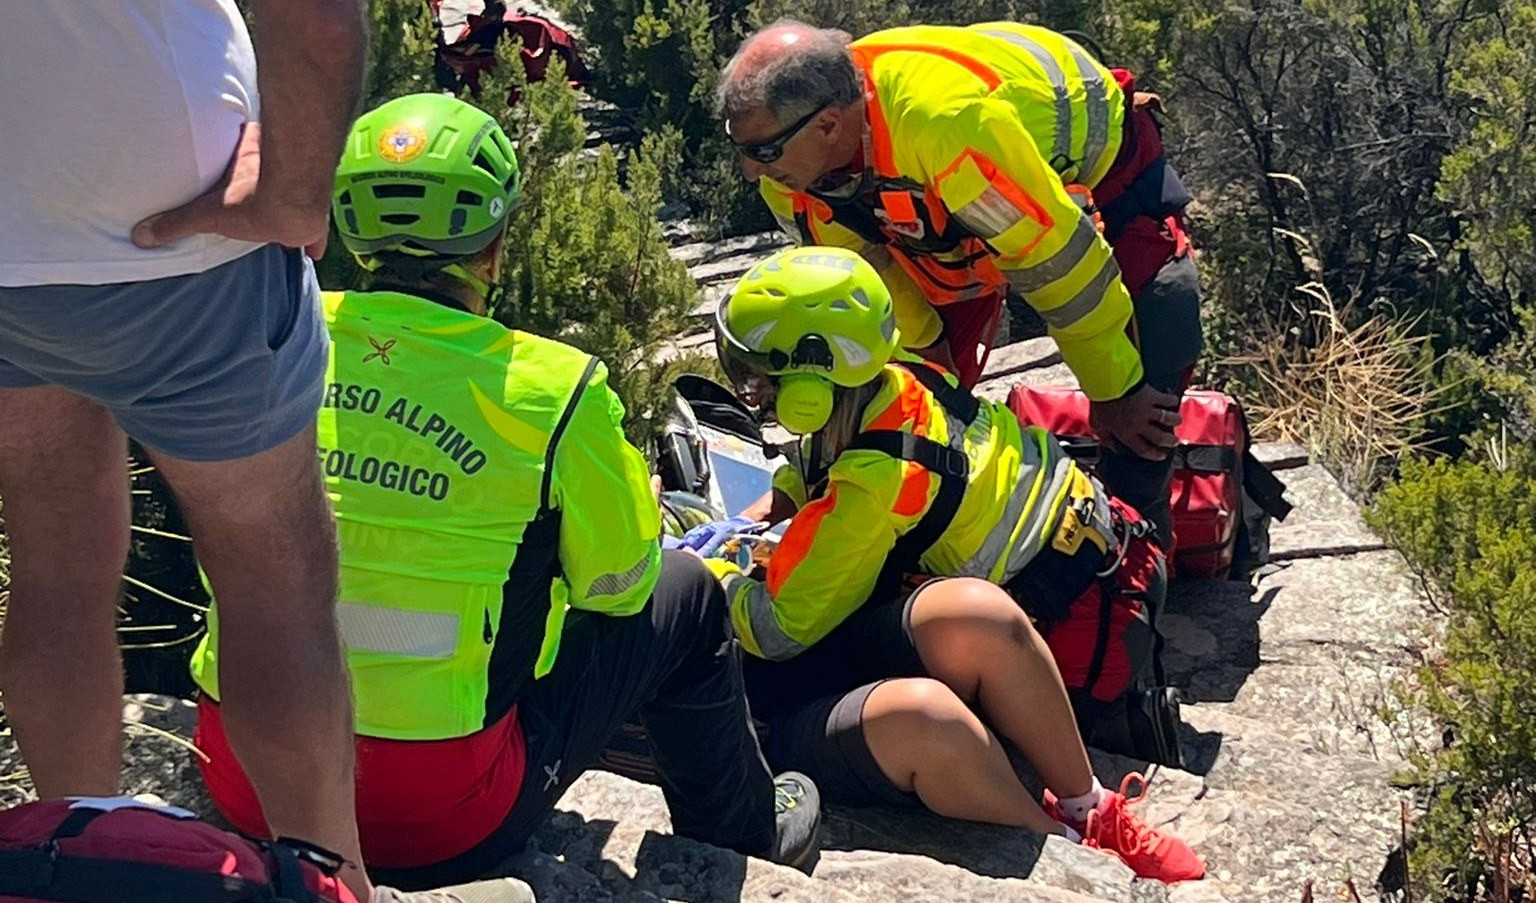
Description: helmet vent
381,213,420,225
337,190,352,205
372,184,426,199
829,298,852,311
473,151,498,178
456,190,483,206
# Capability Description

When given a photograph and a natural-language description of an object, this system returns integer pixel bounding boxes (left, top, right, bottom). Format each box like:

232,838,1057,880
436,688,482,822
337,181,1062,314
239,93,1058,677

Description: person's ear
818,107,848,143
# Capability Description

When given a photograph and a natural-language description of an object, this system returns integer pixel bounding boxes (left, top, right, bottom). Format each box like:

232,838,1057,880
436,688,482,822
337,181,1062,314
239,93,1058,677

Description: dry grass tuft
1223,282,1451,497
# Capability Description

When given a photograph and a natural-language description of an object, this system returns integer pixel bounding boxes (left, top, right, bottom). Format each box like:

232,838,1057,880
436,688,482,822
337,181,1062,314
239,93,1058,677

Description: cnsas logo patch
378,123,428,164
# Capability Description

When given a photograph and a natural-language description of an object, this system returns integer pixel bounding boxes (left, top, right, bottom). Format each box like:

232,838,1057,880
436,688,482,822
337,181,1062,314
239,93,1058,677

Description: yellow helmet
714,247,899,433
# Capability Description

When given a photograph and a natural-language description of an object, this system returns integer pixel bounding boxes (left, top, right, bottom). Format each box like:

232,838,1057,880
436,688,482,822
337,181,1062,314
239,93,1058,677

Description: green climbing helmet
715,246,899,433
333,92,521,268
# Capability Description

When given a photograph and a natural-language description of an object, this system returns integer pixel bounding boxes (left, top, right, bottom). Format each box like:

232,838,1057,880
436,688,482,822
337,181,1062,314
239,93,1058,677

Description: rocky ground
0,233,1425,901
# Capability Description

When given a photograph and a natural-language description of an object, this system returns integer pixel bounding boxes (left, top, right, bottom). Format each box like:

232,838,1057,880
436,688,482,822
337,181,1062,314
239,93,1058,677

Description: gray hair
715,19,862,125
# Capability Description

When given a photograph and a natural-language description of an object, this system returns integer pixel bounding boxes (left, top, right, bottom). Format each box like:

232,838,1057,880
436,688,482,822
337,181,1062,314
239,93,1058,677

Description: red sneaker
1046,773,1205,883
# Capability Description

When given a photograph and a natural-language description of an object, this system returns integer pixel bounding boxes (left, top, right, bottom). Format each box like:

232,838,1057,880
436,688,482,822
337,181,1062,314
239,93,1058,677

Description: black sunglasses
727,104,829,164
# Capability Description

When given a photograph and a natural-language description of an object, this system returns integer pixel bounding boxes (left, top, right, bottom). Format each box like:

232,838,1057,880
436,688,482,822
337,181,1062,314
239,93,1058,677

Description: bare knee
862,678,990,790
910,579,1041,669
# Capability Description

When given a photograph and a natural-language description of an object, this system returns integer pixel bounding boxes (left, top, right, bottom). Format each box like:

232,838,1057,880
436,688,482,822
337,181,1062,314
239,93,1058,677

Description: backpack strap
895,360,980,424
1171,444,1237,473
541,354,600,511
848,430,970,567
845,361,979,568
1241,450,1293,521
0,851,265,903
1231,403,1292,522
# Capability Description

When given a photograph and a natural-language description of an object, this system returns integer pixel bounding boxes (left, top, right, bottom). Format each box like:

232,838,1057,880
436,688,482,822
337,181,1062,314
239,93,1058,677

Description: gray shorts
0,244,328,461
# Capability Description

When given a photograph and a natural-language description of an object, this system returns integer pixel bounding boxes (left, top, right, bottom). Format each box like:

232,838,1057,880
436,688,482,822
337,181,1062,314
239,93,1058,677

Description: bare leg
861,678,1065,836
0,386,129,797
150,425,368,899
907,578,1096,799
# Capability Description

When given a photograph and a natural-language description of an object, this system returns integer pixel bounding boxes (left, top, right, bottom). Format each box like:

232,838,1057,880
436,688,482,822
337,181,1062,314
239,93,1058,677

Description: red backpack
1006,385,1291,579
431,1,591,99
0,798,357,903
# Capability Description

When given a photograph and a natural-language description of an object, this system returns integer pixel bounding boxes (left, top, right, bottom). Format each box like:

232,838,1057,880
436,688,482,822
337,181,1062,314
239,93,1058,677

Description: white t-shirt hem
0,238,266,288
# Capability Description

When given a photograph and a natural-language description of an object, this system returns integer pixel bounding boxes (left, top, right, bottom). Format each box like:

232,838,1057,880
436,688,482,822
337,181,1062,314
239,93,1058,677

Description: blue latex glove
678,515,759,558
661,533,690,551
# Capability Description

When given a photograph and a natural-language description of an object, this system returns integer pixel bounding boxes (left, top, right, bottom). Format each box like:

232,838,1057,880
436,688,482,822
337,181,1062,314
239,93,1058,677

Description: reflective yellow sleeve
729,452,925,661
551,362,662,615
924,99,1143,400
771,462,809,510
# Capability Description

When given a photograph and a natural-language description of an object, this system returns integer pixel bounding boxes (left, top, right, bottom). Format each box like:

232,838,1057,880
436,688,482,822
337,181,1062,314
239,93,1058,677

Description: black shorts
744,587,933,809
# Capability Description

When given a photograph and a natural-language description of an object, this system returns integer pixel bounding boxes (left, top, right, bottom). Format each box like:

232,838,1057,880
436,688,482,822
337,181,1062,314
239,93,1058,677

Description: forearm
251,0,366,216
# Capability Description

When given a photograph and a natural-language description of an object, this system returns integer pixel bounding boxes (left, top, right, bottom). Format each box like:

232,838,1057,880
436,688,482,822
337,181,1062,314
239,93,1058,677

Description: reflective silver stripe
1036,255,1121,330
337,602,458,659
771,207,803,243
978,29,1073,172
727,575,807,661
588,554,652,600
1004,215,1100,293
957,444,1075,579
953,184,1033,240
1067,44,1112,182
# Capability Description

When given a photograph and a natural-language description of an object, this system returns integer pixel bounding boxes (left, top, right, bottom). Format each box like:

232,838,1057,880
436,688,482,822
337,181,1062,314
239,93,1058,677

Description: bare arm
133,0,366,256
249,0,366,234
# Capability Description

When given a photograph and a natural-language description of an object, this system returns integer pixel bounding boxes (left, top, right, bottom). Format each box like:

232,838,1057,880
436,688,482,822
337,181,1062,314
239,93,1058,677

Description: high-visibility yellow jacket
760,23,1141,401
726,360,1115,661
192,290,661,740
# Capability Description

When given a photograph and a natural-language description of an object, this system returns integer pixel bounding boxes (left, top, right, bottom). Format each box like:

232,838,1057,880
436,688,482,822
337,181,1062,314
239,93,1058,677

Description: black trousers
1100,253,1204,549
375,551,776,890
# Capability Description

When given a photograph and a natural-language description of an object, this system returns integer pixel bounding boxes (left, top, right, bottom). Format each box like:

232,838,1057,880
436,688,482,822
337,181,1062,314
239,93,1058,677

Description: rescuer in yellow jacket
188,93,821,891
715,20,1205,549
705,245,1204,884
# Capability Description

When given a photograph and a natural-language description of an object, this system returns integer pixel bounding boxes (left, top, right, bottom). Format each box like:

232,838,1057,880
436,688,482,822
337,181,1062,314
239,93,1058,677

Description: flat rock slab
670,231,787,268
539,770,1164,903
1121,710,1408,903
1266,465,1384,558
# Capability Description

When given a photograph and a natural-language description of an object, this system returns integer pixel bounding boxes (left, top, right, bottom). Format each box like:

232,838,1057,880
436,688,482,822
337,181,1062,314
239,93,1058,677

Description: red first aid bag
1006,385,1291,579
0,797,357,903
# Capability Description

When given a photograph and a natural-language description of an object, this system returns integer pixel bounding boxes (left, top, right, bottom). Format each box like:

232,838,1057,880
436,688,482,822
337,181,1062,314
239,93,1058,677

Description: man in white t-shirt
0,4,527,901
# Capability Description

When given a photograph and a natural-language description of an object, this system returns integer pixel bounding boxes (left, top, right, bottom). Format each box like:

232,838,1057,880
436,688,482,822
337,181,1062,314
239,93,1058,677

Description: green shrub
1369,446,1536,899
490,59,707,442
1437,0,1536,303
